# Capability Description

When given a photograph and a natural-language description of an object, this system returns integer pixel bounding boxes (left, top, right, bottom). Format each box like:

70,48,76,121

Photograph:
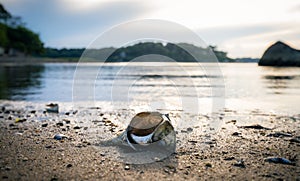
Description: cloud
194,22,300,58
1,0,299,57
289,4,300,13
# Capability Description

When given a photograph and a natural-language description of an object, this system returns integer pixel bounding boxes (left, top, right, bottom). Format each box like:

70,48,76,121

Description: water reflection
0,65,45,100
263,75,297,94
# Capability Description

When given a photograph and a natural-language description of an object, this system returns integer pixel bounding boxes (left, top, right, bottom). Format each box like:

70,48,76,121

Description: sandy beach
0,101,299,180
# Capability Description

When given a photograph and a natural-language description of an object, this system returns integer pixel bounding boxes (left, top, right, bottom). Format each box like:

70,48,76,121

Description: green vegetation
0,3,44,55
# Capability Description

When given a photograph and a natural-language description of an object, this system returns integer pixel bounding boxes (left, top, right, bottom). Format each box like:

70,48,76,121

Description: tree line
0,3,44,55
42,43,232,62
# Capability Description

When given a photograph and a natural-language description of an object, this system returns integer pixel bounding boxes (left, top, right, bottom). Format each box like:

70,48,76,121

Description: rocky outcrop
258,41,300,66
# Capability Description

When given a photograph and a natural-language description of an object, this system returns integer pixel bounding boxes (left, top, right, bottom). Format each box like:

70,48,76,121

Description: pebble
30,110,36,114
41,123,48,127
53,134,67,140
124,165,130,170
15,118,27,123
45,145,52,149
239,124,271,130
9,123,15,127
63,119,71,124
164,168,170,174
290,137,300,143
205,163,212,168
267,132,292,137
224,157,235,161
265,157,294,165
56,122,63,126
187,127,193,132
226,120,237,124
66,163,73,168
232,132,241,136
233,160,245,168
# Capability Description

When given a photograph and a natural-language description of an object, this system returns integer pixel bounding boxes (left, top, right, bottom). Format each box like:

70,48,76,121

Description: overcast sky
2,0,300,58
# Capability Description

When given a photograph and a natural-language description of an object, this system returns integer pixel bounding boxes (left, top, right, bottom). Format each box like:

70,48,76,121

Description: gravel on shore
0,101,299,180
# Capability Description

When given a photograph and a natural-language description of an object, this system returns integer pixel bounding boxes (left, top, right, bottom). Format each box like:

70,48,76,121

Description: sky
2,0,300,58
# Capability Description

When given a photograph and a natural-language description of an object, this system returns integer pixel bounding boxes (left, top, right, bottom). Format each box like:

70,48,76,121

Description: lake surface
0,62,299,114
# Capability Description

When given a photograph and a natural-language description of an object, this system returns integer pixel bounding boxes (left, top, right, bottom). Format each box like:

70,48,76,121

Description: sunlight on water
0,62,299,114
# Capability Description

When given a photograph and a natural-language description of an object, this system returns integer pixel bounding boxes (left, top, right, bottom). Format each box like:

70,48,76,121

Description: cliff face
258,41,300,66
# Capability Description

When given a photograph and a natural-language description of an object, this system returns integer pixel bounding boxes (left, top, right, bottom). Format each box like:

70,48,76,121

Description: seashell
46,103,59,113
116,112,176,152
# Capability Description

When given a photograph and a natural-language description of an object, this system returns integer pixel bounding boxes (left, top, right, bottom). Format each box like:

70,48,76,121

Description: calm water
0,62,299,114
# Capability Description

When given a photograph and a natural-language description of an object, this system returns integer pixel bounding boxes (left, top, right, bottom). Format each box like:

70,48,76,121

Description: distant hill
42,42,233,62
258,41,300,67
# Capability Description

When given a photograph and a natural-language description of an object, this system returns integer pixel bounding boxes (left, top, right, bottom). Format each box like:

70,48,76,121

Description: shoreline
0,101,299,180
0,57,260,64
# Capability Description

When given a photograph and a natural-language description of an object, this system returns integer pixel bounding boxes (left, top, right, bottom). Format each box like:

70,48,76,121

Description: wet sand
0,101,299,180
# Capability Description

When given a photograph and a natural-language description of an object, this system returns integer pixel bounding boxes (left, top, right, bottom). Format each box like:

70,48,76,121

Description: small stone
66,163,72,168
22,157,28,161
56,122,63,127
188,140,197,144
233,160,245,168
30,110,36,114
9,123,15,127
187,127,193,132
265,157,294,165
224,157,235,161
290,138,300,143
15,118,26,123
232,132,241,136
54,134,67,140
41,123,48,127
226,120,237,124
205,163,212,167
63,119,71,124
45,145,52,149
239,124,271,130
267,132,292,138
164,168,170,174
73,126,81,130
124,165,130,170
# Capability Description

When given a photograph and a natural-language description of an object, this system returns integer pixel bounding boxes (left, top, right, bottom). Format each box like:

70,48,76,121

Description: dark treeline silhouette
0,3,44,56
43,42,233,62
